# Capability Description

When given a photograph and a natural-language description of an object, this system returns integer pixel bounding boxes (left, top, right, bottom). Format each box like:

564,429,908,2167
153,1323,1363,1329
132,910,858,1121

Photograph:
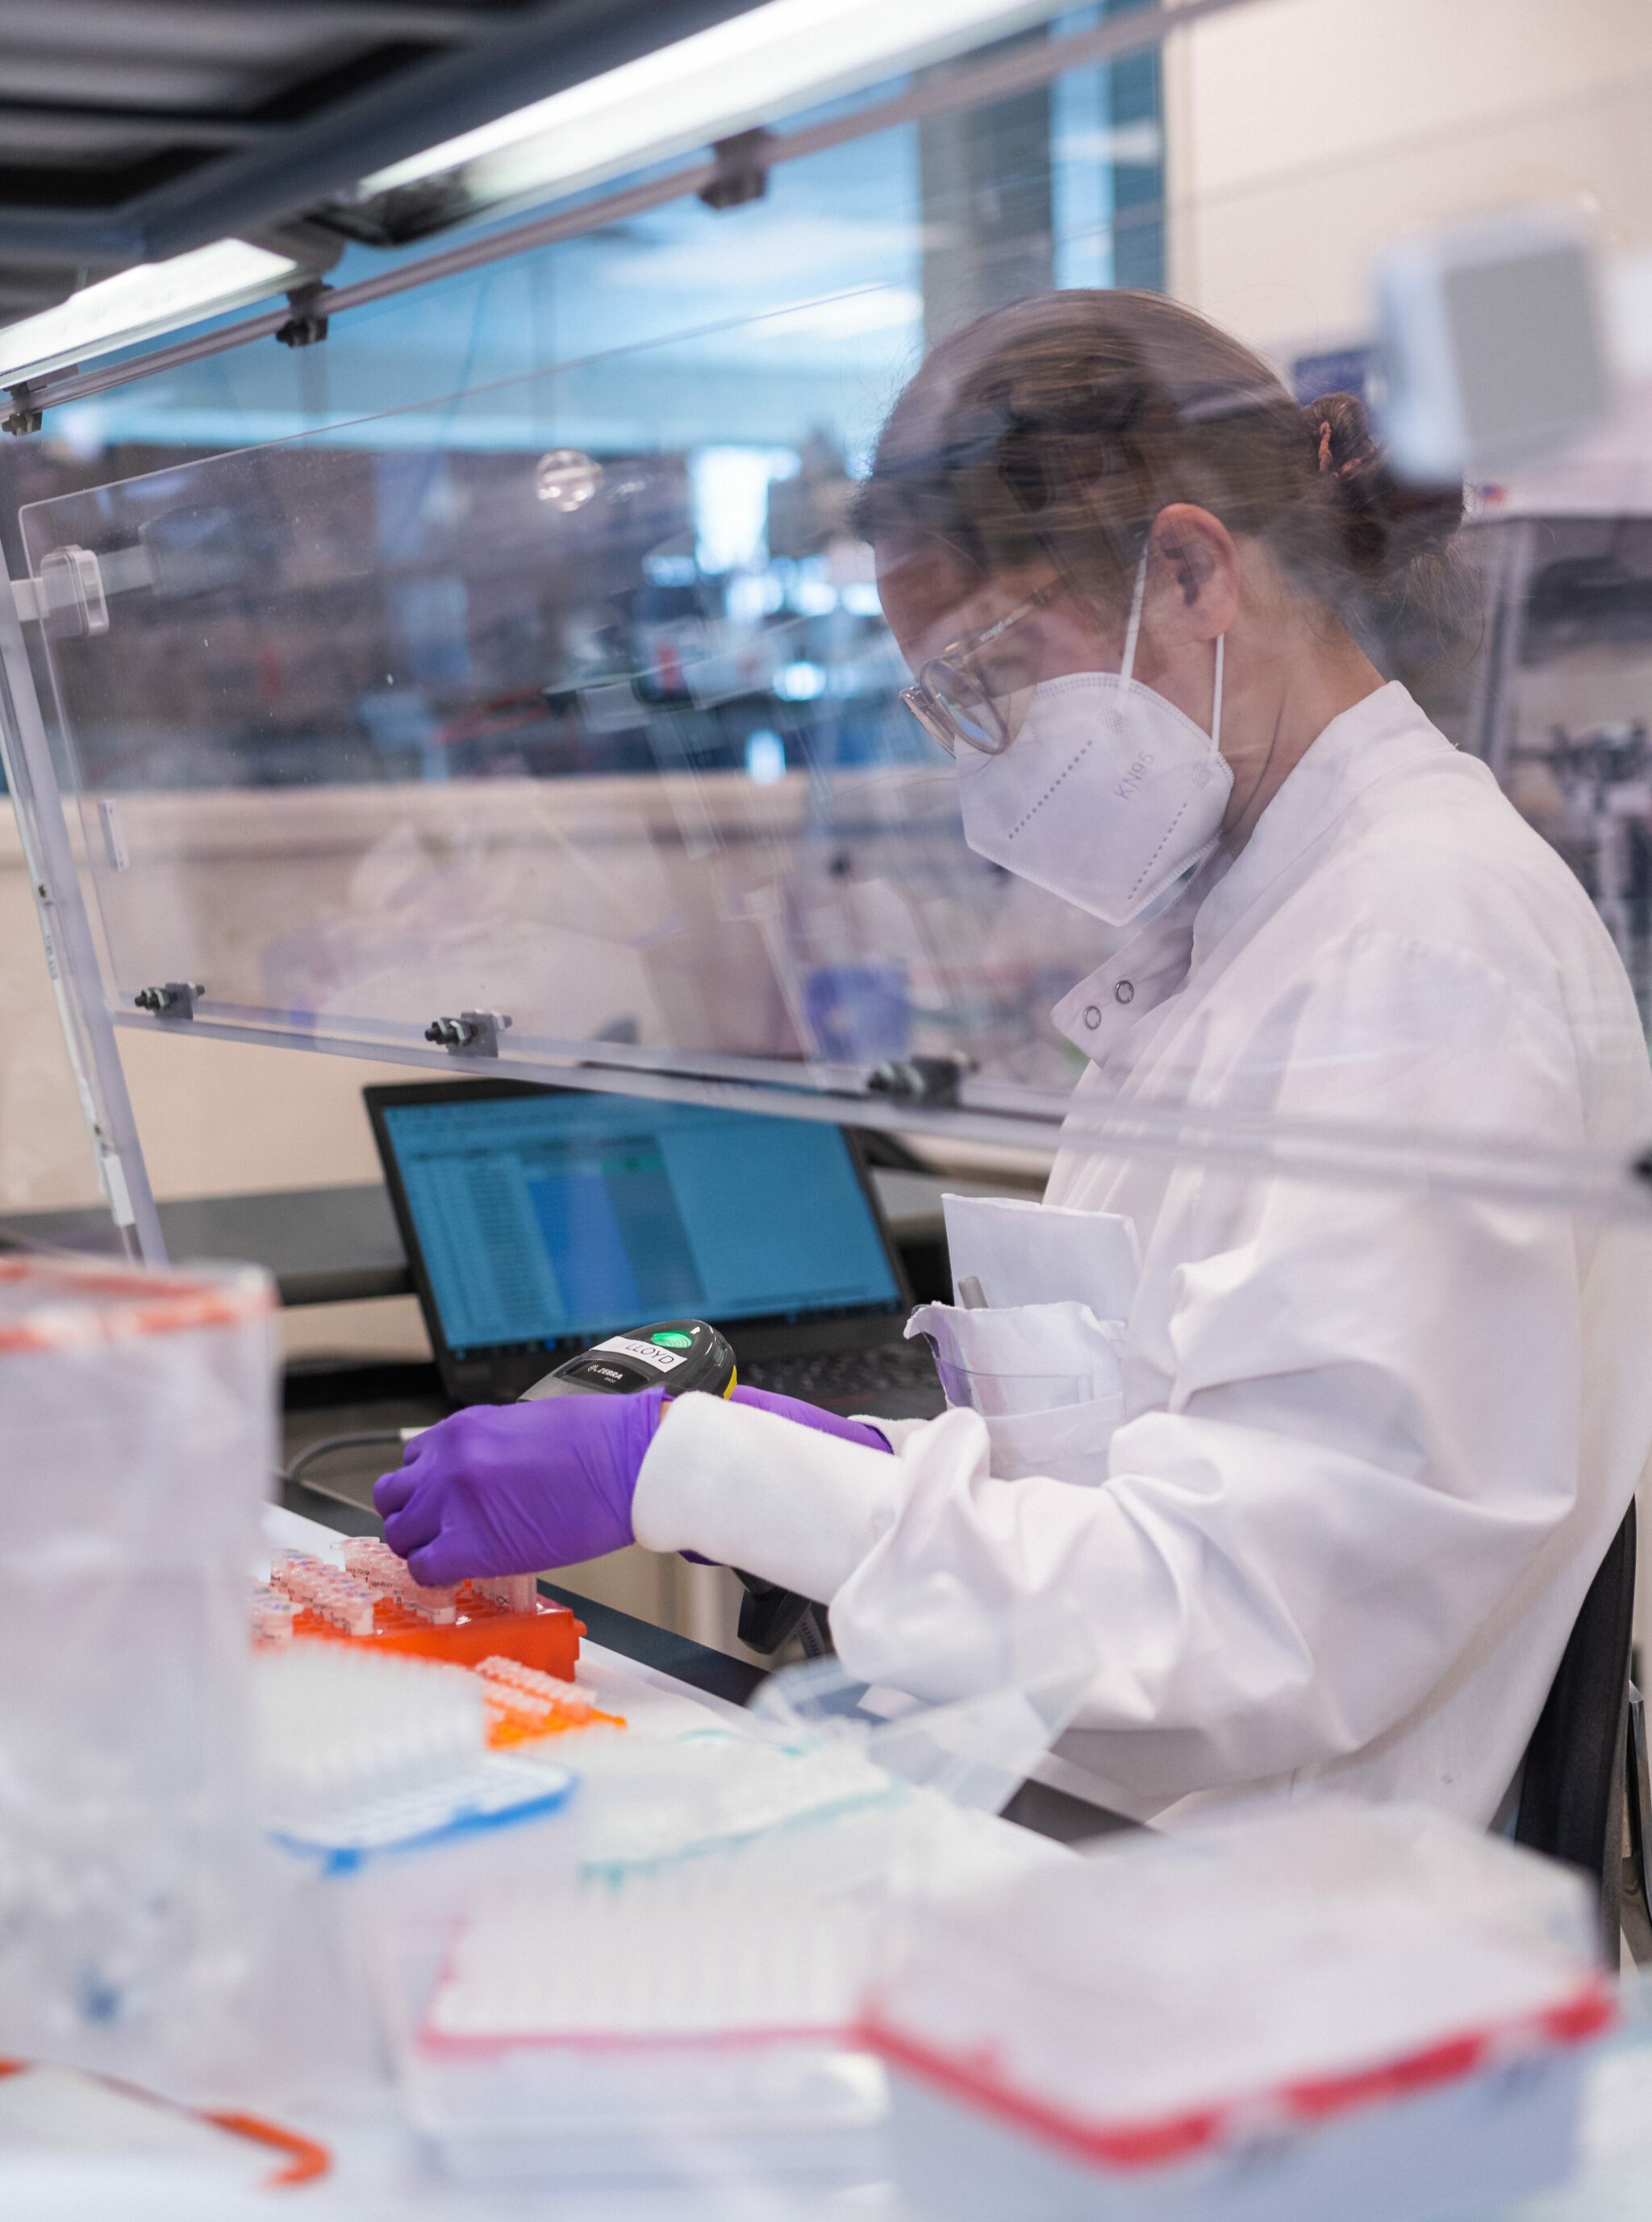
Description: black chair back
1515,1502,1637,1952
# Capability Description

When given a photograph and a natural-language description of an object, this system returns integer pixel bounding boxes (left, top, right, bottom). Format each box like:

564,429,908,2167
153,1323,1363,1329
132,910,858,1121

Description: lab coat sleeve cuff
632,1391,907,1603
854,1415,933,1453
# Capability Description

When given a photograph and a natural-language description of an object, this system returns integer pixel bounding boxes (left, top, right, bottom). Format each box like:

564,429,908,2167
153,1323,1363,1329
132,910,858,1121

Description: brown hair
853,290,1464,632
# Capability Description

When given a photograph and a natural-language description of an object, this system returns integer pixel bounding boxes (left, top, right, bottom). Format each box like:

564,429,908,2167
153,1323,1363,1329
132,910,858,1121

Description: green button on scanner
651,1330,695,1349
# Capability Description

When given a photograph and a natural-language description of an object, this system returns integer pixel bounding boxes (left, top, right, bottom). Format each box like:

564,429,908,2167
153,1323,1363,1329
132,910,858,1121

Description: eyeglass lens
927,662,1009,753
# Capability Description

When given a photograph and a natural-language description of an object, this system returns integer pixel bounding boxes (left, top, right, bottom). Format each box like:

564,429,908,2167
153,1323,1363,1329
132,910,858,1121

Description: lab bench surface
3,1182,411,1305
279,1367,1128,1846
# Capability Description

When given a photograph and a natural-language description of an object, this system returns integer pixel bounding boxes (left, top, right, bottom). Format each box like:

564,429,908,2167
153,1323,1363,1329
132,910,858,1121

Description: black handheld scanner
519,1319,820,1656
522,1318,736,1401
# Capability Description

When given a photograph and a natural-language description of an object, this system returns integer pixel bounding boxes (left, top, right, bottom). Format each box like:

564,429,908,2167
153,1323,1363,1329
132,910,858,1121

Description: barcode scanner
522,1317,736,1400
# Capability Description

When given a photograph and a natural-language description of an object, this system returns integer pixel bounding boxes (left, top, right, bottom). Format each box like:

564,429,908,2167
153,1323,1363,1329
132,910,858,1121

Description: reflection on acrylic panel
19,422,1099,1088
13,0,1652,1100
22,381,1652,1094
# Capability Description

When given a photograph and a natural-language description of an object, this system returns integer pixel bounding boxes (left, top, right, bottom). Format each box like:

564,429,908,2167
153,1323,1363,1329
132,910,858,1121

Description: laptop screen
373,1086,904,1363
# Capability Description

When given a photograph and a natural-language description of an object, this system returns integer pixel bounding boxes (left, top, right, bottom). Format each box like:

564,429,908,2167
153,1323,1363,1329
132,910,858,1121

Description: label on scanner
591,1335,688,1374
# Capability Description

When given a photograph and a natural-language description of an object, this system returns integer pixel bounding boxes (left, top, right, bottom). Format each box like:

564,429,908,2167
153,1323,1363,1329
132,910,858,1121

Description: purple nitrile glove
373,1387,665,1587
730,1384,891,1453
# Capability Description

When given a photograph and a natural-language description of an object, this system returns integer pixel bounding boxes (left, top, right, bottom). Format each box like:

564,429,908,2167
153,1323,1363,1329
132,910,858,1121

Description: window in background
1053,1,1166,294
1103,0,1166,293
916,23,1055,340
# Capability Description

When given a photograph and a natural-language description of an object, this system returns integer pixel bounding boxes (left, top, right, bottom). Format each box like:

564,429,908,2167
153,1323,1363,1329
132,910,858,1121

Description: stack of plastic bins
369,1642,1099,2187
0,1256,276,2089
859,1803,1616,2222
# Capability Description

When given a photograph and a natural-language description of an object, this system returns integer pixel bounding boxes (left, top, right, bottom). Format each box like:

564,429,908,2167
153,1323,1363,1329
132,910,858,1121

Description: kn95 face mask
955,547,1232,926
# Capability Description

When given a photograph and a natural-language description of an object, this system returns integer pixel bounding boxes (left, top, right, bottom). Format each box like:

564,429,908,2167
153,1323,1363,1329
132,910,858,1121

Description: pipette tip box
379,1886,887,2185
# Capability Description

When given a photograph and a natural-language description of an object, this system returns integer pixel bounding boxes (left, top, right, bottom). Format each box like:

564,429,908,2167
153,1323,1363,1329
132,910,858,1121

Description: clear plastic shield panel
10,0,1652,1237
18,411,1095,1094
18,323,1652,1218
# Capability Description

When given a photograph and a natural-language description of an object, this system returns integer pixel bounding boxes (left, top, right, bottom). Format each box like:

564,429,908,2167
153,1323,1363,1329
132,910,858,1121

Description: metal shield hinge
425,1010,512,1056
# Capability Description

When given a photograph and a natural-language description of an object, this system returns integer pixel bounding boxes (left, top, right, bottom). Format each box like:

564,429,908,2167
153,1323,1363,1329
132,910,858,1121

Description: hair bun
1304,390,1463,591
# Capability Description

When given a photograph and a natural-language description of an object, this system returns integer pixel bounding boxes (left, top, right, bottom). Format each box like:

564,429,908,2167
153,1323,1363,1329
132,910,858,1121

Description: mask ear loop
1120,546,1149,686
1126,540,1227,760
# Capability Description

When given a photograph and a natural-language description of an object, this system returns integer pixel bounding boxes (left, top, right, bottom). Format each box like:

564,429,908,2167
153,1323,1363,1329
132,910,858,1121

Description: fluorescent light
0,240,303,386
361,0,1070,212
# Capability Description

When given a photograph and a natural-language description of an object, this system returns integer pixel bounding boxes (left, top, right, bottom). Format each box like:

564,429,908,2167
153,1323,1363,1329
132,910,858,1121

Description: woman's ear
1147,504,1241,640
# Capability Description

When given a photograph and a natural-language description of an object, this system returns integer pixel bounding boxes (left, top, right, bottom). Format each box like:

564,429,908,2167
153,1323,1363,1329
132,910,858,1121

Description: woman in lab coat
377,290,1652,1828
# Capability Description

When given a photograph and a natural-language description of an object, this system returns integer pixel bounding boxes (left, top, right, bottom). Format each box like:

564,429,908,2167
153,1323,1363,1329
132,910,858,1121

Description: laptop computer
364,1078,946,1419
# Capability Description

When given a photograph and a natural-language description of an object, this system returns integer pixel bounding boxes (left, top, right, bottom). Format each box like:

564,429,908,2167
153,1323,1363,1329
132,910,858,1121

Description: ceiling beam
0,2,763,275
0,206,141,269
208,3,512,36
0,105,282,152
276,4,514,32
127,0,763,259
0,3,508,52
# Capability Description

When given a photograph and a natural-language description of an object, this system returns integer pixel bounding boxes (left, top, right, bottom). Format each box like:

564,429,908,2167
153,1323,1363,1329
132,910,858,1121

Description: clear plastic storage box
0,1255,276,2089
861,1803,1616,2222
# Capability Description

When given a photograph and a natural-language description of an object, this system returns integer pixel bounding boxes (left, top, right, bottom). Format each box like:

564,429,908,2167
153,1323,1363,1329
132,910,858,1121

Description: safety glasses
899,583,1060,757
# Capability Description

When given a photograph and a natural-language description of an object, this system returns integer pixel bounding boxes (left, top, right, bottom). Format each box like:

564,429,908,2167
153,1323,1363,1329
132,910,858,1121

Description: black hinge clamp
3,383,44,436
866,1053,974,1109
133,981,202,1021
425,1009,512,1056
276,283,333,348
699,127,775,211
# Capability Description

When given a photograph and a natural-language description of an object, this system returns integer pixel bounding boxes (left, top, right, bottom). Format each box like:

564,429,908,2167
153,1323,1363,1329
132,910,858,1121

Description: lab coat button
1083,1004,1102,1029
1115,979,1135,1004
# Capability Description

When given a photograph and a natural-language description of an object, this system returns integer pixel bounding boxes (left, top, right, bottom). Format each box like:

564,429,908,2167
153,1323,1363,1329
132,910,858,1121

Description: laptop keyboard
736,1338,947,1419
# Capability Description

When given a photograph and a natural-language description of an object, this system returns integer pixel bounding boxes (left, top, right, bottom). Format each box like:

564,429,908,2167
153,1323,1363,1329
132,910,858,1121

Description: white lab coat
634,683,1652,1827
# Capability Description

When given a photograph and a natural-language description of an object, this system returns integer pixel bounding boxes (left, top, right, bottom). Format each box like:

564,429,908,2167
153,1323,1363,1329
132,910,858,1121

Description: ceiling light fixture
0,240,306,389
357,0,1070,219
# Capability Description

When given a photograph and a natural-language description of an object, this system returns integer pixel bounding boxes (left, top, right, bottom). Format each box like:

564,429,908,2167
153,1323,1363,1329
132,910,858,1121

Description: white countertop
10,1507,1648,2219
